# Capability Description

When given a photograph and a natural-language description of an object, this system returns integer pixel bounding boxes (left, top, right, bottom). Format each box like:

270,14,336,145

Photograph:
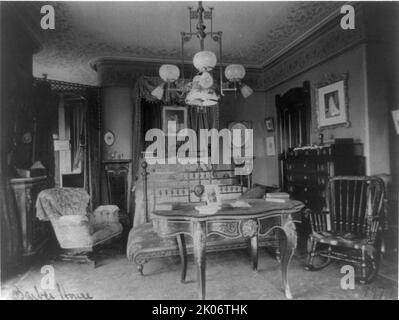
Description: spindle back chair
305,176,385,283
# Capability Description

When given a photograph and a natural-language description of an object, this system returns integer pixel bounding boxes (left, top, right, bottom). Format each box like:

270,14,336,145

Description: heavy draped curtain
84,88,102,210
130,76,218,226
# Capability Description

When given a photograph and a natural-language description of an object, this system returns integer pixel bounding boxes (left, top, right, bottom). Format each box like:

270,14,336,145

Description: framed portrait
162,106,188,134
266,136,276,156
392,110,399,135
204,184,222,207
316,74,349,129
264,117,274,132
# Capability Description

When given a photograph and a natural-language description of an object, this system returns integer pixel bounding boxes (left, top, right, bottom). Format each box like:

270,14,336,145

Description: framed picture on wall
266,136,276,156
316,73,349,129
264,117,274,132
162,106,187,134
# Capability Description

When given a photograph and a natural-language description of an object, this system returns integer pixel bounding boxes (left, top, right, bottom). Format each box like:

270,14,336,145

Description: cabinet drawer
287,184,326,200
286,161,317,172
286,172,318,184
286,174,328,187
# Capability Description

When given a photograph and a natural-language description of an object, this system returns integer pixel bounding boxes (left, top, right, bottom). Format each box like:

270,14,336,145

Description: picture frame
392,110,399,135
104,130,115,146
266,136,276,156
264,117,274,132
315,73,349,129
162,106,188,135
204,184,222,207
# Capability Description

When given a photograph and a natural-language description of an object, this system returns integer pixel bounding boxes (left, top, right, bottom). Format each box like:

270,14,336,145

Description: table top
152,199,304,221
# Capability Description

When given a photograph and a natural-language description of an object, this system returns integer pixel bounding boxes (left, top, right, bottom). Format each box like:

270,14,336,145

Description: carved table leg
176,234,187,283
250,235,258,271
192,221,206,300
279,214,297,299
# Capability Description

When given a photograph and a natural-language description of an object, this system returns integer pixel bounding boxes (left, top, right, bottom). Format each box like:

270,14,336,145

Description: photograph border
315,73,350,130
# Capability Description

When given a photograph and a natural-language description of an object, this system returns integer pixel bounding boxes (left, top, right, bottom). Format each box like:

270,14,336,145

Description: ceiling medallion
151,1,253,111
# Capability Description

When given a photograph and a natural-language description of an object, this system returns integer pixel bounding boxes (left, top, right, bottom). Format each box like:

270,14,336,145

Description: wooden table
152,199,304,300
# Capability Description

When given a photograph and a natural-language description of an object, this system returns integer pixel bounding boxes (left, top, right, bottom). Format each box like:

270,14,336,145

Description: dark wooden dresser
281,142,365,213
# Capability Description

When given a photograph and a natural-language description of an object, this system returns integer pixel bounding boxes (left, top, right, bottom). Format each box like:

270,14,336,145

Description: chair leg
359,247,381,284
305,237,317,271
367,251,381,283
176,234,187,283
359,247,367,284
137,264,144,275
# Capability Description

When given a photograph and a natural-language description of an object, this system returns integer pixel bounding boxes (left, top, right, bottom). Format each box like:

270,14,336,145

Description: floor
1,245,397,300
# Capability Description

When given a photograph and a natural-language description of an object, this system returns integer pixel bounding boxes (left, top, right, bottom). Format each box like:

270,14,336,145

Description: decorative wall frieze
261,9,367,90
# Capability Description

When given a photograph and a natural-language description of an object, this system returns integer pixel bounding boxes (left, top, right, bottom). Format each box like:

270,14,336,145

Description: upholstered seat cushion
126,222,278,265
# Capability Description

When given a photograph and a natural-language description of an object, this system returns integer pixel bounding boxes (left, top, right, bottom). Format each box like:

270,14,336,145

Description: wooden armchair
305,176,385,283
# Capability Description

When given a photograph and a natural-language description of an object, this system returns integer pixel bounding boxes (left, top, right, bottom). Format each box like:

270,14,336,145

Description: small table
152,199,304,299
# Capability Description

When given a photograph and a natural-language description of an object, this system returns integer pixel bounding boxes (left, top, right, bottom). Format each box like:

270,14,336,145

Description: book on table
265,192,290,203
265,192,290,199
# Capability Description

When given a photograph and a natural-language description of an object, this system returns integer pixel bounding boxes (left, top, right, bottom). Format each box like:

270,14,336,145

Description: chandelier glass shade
224,64,246,82
151,83,165,100
198,71,214,89
151,1,253,108
193,51,217,72
240,83,254,99
159,64,180,82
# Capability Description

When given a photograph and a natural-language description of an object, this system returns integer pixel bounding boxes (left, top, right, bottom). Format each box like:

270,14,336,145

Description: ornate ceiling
24,1,342,85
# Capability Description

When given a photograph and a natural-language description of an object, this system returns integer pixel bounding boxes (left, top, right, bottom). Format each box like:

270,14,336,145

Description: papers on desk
230,200,252,208
195,205,221,215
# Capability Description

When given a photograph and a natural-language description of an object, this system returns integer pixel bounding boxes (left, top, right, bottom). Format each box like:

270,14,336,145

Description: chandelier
151,1,253,110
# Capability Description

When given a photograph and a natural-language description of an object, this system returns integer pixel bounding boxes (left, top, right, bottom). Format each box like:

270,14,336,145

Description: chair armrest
92,205,120,225
51,215,93,249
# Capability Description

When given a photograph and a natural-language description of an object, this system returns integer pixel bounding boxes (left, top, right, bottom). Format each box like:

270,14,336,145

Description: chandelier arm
181,33,185,82
188,7,192,34
209,8,214,35
218,34,225,96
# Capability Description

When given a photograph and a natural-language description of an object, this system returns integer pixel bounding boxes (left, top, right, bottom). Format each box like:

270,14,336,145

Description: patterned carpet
1,247,397,300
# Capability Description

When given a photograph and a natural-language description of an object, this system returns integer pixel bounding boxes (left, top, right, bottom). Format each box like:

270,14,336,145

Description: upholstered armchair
305,176,385,283
36,188,123,266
